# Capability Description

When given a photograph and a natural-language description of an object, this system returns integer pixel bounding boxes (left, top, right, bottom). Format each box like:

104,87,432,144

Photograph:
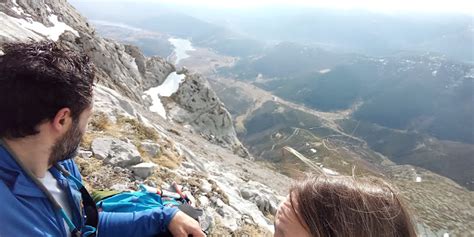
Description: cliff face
0,0,174,104
167,72,250,158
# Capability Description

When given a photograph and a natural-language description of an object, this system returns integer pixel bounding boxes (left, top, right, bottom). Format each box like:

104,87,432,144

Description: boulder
91,137,142,167
130,162,158,179
198,196,210,208
78,150,93,159
200,180,213,193
240,189,256,200
239,187,279,215
140,142,161,158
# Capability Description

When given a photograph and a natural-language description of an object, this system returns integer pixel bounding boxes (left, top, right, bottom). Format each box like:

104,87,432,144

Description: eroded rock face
167,73,250,158
239,181,281,215
144,56,175,89
0,0,174,105
91,137,142,167
58,32,174,104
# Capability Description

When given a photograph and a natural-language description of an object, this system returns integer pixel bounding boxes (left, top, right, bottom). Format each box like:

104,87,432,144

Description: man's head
0,41,95,164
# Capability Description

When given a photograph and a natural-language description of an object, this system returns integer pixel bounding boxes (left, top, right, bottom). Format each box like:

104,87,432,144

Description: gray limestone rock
167,73,250,158
200,180,213,193
140,142,161,158
91,137,142,168
239,186,280,215
130,162,158,179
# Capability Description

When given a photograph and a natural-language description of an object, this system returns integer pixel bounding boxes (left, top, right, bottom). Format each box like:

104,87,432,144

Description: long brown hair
290,175,417,237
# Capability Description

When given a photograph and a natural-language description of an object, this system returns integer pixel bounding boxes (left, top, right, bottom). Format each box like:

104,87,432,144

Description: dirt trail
282,146,322,171
212,77,367,145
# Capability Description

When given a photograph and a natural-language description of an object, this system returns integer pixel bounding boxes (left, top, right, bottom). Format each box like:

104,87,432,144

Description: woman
274,175,417,237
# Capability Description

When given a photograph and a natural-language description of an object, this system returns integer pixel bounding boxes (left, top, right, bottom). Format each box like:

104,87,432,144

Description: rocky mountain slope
0,0,283,235
166,71,250,158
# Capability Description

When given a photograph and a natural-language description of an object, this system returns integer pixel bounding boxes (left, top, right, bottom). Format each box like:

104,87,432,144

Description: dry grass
89,112,111,131
209,220,273,237
232,224,273,237
151,149,181,169
80,133,95,150
79,112,185,190
207,179,230,205
74,157,104,191
116,115,159,141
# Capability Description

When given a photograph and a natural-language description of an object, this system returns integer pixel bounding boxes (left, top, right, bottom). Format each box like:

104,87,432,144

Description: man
0,41,205,237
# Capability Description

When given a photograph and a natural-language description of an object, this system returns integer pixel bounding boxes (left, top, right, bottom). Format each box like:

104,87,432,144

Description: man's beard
49,119,84,165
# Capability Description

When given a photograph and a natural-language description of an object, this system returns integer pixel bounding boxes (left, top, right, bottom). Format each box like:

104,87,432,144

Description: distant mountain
91,21,173,57
225,42,474,144
70,1,265,57
199,8,474,63
210,79,474,234
212,41,474,195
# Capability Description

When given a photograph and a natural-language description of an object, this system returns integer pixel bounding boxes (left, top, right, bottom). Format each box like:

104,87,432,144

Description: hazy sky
93,0,474,14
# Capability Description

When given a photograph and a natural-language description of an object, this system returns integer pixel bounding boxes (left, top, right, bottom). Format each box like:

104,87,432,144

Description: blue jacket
0,145,178,237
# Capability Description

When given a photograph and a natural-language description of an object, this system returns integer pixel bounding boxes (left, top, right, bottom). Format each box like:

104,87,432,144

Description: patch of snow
128,58,139,73
416,176,422,182
169,38,195,64
11,7,24,15
432,70,438,77
322,168,338,175
144,72,186,118
465,68,474,79
310,148,317,153
11,0,26,16
0,50,4,56
443,233,449,237
5,13,78,41
45,5,52,13
413,143,426,151
275,106,285,113
319,68,331,74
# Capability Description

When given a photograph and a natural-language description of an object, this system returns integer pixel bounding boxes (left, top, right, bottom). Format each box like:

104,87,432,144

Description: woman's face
274,196,311,237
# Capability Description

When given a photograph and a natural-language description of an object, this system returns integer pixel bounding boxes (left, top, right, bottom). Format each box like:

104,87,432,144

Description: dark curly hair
290,175,417,237
0,41,95,138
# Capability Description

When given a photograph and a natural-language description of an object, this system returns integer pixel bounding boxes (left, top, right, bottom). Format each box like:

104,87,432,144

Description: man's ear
51,108,73,132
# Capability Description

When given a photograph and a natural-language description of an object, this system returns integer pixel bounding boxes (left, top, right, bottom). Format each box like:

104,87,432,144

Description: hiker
0,41,205,237
274,175,417,237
